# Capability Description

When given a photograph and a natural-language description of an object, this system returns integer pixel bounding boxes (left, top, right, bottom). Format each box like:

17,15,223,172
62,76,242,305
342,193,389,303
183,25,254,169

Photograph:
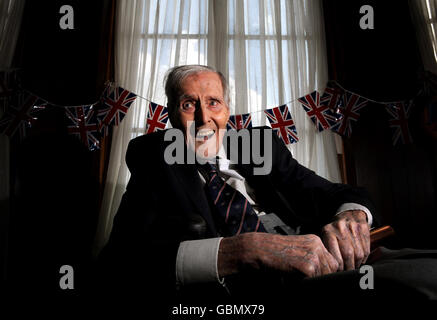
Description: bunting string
0,68,432,151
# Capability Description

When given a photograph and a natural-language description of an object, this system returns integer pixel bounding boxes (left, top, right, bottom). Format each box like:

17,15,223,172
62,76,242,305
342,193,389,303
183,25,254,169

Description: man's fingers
332,221,356,270
338,236,355,271
323,232,344,271
319,257,331,276
357,227,369,265
350,224,365,267
297,234,338,277
301,251,321,277
359,224,371,264
311,249,337,276
324,250,339,274
321,210,372,271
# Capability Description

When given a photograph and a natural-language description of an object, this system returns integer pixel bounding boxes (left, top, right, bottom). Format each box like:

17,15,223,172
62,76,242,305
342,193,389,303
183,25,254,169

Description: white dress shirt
175,149,373,286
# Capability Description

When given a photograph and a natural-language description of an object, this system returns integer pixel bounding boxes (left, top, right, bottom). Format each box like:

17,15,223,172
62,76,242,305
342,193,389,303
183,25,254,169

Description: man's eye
210,100,219,107
182,102,194,110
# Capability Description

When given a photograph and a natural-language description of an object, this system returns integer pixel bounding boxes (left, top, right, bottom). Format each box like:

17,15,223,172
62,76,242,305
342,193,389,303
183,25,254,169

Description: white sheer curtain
0,0,25,281
0,0,25,69
94,0,341,255
410,0,437,74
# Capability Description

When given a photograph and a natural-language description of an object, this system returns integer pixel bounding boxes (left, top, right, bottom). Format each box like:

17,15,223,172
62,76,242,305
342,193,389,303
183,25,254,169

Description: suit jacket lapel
170,163,218,236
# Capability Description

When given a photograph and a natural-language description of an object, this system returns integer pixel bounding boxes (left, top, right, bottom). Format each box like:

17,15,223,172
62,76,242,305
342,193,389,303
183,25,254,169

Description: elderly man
101,65,437,304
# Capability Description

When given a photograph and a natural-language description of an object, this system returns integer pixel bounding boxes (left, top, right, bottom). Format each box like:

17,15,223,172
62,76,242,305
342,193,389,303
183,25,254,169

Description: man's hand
321,210,370,271
218,232,338,278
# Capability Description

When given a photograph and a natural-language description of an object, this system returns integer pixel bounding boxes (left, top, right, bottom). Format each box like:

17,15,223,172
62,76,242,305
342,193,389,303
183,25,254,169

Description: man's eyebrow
179,94,196,101
207,96,222,101
179,94,223,101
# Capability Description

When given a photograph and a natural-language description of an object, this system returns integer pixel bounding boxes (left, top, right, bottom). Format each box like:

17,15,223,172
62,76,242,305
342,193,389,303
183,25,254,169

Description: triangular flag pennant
264,104,299,145
145,102,169,134
385,101,413,145
65,105,100,151
331,92,368,137
0,92,46,138
227,113,252,130
298,90,337,132
320,81,345,110
98,85,137,135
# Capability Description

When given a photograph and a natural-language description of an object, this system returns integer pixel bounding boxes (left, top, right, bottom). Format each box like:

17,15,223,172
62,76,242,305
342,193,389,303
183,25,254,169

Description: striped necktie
199,162,266,236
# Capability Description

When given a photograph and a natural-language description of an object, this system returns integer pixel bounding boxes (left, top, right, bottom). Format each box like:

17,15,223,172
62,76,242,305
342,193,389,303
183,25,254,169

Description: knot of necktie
197,162,218,183
197,157,220,177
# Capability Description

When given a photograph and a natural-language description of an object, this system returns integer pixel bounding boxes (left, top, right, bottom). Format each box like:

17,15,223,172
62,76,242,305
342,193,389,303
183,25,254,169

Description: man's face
176,71,229,158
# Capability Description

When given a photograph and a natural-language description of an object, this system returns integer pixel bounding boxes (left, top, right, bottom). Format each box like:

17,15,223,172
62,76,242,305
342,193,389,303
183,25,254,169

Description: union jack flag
145,102,169,134
227,113,252,130
264,104,299,145
331,92,368,137
298,90,337,132
65,105,100,151
0,92,46,138
320,81,344,110
385,101,413,145
98,85,137,134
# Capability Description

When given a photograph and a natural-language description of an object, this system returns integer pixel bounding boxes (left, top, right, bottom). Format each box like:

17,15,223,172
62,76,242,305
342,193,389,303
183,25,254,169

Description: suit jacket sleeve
98,134,183,298
267,129,378,229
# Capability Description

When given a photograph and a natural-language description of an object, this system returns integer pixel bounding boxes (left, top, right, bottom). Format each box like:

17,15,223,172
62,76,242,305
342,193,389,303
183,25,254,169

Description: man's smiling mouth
196,129,215,141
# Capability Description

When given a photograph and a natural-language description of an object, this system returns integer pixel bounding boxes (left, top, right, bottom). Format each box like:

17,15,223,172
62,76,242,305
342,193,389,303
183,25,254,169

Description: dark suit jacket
99,126,376,299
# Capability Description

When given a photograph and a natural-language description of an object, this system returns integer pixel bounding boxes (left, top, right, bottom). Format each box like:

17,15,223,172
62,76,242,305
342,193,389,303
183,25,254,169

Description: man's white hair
164,65,229,128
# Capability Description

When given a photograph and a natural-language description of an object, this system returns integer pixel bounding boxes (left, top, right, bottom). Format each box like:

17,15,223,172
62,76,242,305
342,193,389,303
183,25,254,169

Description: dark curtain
323,0,437,249
5,0,116,294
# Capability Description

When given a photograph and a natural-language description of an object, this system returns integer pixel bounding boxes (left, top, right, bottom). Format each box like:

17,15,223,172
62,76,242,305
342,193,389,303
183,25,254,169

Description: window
123,0,327,138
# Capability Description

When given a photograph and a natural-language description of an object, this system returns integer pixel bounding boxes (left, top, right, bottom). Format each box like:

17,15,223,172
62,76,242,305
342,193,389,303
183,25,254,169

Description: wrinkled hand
218,232,338,278
321,210,370,271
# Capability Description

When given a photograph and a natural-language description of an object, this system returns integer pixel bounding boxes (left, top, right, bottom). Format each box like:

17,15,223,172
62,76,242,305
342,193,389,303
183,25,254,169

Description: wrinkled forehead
179,71,225,99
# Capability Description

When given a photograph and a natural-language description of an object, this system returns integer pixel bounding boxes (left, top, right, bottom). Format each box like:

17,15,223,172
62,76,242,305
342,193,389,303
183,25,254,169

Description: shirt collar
216,146,230,169
216,146,245,181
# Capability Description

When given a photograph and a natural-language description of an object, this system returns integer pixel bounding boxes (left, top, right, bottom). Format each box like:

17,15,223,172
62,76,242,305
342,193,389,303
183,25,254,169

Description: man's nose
195,103,211,126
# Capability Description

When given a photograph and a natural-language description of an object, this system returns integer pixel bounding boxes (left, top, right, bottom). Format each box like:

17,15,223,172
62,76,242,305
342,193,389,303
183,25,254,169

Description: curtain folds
409,0,437,74
0,0,25,282
94,0,341,255
0,0,25,69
